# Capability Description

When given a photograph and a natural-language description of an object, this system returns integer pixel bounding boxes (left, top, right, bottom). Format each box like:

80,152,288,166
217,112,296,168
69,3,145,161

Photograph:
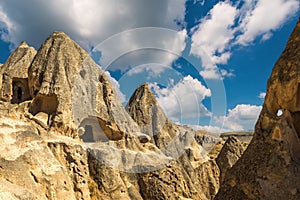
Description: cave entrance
11,78,31,104
79,117,108,142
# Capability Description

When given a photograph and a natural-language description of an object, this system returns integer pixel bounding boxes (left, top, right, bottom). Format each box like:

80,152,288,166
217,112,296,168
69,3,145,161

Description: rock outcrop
27,32,139,138
126,83,220,200
216,136,245,183
0,41,36,103
216,19,300,200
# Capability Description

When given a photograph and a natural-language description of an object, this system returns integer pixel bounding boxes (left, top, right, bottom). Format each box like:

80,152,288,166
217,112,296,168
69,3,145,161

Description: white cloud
258,92,266,99
0,0,186,47
0,0,187,73
190,1,237,79
220,69,234,78
215,104,262,131
127,63,170,78
149,75,211,121
190,0,299,80
236,0,299,45
95,28,187,72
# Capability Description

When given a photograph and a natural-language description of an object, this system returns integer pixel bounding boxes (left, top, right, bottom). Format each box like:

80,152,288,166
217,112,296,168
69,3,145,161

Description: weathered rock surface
216,19,300,200
0,109,79,200
27,32,140,138
216,136,245,183
0,30,233,200
0,41,36,103
126,83,220,200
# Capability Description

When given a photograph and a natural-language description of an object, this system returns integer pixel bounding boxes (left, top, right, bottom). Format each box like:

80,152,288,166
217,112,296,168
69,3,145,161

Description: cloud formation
149,75,211,122
215,104,262,131
190,0,299,79
0,0,186,47
191,2,237,79
236,0,299,45
0,0,187,75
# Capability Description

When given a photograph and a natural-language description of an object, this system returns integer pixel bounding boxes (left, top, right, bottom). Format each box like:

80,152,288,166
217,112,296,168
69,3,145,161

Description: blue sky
0,0,299,132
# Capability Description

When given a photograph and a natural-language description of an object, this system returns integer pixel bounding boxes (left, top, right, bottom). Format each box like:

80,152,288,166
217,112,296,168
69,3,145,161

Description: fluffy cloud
0,0,187,73
215,104,262,131
190,0,299,79
149,75,211,122
191,1,237,79
95,28,187,72
127,63,170,78
0,0,186,47
187,104,262,133
236,0,300,45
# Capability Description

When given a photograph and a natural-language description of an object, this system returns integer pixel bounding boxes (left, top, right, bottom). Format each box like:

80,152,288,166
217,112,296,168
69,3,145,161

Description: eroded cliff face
216,19,300,200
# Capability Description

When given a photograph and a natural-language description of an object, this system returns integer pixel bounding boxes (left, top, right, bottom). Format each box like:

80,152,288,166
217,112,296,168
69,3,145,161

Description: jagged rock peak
126,82,161,125
0,41,36,103
216,18,300,200
128,82,157,105
27,31,90,137
19,41,29,47
28,31,88,97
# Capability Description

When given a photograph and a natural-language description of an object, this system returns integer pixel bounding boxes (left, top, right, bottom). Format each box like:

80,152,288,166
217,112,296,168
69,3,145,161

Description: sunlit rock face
27,31,140,138
216,19,300,200
0,31,225,200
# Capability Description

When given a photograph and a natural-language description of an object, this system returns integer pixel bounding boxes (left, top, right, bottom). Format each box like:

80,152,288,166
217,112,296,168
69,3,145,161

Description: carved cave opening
11,78,31,104
79,117,109,142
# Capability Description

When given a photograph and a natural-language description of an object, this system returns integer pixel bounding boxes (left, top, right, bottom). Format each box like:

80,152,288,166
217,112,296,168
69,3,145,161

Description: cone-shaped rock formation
0,41,36,103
